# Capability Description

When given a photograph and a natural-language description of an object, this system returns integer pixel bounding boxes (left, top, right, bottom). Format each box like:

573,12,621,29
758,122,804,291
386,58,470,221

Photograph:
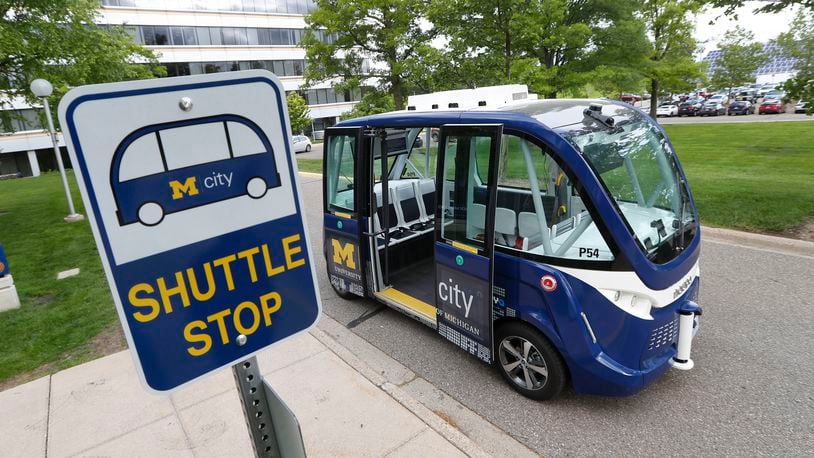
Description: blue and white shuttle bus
322,90,702,400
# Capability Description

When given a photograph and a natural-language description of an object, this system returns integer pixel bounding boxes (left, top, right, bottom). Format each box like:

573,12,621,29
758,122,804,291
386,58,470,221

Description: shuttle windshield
559,115,696,262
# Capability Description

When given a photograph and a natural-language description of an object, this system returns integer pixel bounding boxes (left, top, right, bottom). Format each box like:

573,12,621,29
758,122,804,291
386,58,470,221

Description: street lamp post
30,79,84,222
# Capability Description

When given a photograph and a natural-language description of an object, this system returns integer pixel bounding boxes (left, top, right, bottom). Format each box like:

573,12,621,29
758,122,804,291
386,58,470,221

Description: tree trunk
504,31,512,80
650,79,659,118
392,76,404,111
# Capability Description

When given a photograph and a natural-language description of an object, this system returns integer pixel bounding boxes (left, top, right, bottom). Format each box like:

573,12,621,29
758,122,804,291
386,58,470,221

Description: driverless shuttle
322,91,702,400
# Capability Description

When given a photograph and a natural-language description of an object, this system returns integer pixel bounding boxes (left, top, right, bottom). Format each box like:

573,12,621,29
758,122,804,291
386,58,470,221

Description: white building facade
0,0,359,177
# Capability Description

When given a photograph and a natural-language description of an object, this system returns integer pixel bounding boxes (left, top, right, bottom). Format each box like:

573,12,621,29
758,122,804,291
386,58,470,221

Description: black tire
305,144,311,152
495,321,567,400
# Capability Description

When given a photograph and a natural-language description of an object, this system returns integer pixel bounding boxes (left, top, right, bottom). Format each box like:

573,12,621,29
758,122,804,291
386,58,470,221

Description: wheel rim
498,335,548,391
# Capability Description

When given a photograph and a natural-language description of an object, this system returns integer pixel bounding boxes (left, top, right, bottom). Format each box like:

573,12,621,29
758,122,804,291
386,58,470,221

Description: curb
701,225,814,258
309,324,490,458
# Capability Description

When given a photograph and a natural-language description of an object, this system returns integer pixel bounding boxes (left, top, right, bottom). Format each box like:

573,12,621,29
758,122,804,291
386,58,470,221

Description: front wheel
305,144,311,152
495,322,566,400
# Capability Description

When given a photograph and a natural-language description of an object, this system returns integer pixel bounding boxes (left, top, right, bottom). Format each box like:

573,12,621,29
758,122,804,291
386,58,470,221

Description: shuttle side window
228,121,266,157
402,127,437,179
161,122,230,170
119,134,164,181
326,134,356,213
491,134,614,261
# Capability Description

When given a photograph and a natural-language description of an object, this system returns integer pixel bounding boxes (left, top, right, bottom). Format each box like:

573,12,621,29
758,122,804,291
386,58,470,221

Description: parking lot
660,111,811,124
297,173,814,456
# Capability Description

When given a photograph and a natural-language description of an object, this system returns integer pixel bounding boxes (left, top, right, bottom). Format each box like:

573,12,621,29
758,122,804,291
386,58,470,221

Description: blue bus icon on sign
111,114,282,226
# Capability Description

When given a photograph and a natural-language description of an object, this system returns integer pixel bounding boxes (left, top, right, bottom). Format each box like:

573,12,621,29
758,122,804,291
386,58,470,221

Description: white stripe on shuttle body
556,261,700,320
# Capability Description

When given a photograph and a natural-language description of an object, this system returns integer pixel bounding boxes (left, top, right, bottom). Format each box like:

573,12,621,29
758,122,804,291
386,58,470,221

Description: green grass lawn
663,122,814,232
297,159,323,174
0,172,121,385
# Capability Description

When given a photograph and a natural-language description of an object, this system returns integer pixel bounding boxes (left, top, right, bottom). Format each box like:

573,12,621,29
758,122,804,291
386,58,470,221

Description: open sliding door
434,124,502,363
323,127,367,298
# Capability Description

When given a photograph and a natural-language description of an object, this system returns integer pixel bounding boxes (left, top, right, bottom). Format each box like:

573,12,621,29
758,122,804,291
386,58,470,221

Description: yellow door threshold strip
375,288,437,323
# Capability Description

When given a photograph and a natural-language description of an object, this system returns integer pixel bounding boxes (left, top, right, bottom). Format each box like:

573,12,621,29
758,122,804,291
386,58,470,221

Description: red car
620,93,642,103
758,100,786,114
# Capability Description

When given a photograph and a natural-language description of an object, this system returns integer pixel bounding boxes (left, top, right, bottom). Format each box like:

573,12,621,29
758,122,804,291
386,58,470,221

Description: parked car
758,100,786,114
656,103,679,117
699,102,726,116
678,100,703,116
736,90,757,102
707,94,728,105
620,93,642,103
291,134,312,153
727,101,754,115
795,101,808,113
763,90,786,101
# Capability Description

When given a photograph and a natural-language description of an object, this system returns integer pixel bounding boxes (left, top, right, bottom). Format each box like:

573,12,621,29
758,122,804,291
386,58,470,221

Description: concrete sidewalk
0,314,532,457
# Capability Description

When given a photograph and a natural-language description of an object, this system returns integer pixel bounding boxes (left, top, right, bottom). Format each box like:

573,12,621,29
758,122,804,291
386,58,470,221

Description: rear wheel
305,144,311,152
495,322,566,400
138,202,164,226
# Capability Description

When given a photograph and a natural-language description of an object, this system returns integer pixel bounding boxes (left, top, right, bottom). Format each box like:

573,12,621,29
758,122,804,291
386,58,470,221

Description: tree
709,27,766,102
640,0,705,117
341,89,395,120
778,10,814,114
516,0,649,99
286,92,311,134
430,0,649,99
704,0,812,15
0,0,164,129
429,0,526,81
302,0,435,110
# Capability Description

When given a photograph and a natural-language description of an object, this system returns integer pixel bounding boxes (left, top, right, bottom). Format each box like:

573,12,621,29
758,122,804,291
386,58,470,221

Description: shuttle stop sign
58,71,321,392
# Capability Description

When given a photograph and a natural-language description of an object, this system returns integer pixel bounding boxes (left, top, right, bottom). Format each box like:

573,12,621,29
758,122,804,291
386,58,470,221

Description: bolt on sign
58,71,321,392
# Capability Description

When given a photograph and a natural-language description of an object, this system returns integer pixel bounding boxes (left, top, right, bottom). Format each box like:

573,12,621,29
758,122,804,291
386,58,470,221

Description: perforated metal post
233,357,280,457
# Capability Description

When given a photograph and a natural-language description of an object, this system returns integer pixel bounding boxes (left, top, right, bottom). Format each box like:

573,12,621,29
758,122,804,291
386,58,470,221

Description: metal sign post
232,357,306,458
58,71,319,454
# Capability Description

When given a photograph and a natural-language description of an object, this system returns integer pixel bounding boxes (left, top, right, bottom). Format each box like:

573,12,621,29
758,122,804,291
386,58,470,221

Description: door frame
322,126,370,297
434,124,503,362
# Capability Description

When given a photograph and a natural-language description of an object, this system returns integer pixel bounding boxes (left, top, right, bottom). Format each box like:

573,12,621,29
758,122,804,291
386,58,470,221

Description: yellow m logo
169,177,199,200
331,239,356,269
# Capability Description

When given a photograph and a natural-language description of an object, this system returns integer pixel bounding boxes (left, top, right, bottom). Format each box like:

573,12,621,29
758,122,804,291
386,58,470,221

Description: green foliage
778,10,814,114
0,173,120,383
640,0,705,116
341,90,395,120
0,0,164,130
429,0,650,98
286,92,311,134
709,27,766,97
704,0,813,15
302,0,435,109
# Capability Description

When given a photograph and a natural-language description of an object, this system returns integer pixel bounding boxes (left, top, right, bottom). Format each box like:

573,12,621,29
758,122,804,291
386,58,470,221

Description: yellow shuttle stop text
126,233,307,357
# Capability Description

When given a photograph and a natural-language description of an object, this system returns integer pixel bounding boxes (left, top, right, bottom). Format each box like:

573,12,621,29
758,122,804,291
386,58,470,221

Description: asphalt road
297,173,814,456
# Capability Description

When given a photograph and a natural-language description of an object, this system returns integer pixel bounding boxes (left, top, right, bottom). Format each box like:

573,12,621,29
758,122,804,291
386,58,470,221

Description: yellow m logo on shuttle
331,239,356,269
169,177,199,200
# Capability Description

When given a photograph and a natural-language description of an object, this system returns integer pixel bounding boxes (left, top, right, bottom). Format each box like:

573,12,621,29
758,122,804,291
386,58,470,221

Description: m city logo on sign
169,172,234,200
59,71,321,392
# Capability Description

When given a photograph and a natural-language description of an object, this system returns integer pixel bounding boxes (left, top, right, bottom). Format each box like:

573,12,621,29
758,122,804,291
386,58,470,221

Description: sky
695,2,799,56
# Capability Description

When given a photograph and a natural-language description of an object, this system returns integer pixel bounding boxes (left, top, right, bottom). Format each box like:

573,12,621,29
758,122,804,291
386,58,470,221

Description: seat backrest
518,211,541,239
470,203,486,234
416,179,436,220
494,207,517,246
394,182,421,226
375,187,399,231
